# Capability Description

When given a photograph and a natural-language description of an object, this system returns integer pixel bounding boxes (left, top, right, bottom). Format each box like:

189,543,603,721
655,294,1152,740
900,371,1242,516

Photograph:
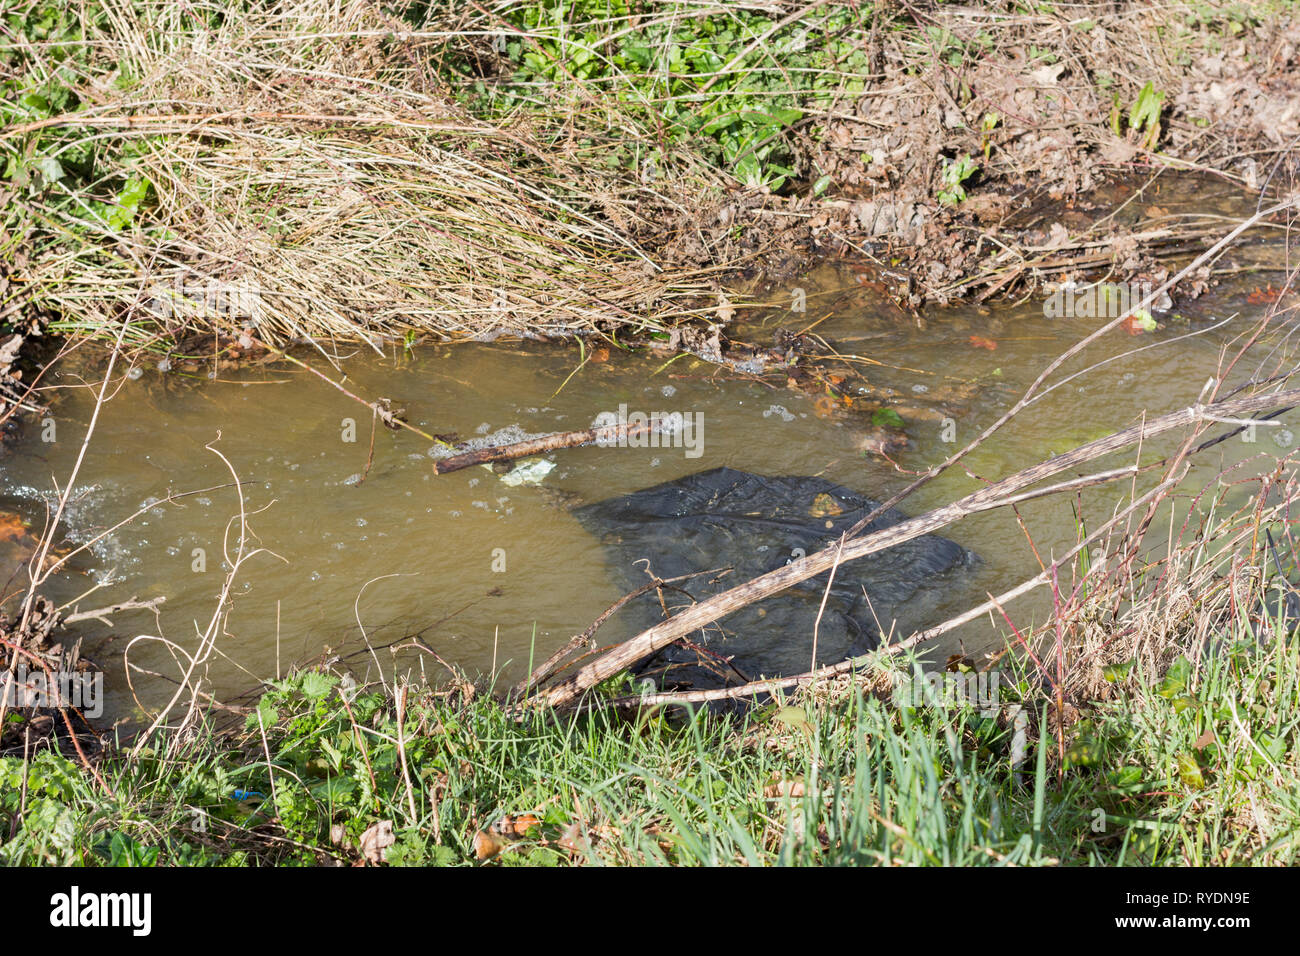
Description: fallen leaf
0,512,28,543
556,821,588,854
473,829,506,861
810,493,843,518
716,294,735,324
358,820,395,865
968,335,998,350
812,395,838,419
492,813,542,839
1247,284,1283,304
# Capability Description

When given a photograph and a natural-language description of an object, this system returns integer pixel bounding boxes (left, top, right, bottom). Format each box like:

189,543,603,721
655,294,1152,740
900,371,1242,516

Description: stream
2,182,1295,723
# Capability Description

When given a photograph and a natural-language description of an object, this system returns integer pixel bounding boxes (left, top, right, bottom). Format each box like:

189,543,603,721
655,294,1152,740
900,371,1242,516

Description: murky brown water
3,184,1295,722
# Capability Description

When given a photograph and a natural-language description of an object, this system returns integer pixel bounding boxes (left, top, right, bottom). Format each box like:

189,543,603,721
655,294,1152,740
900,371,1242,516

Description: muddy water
3,228,1296,723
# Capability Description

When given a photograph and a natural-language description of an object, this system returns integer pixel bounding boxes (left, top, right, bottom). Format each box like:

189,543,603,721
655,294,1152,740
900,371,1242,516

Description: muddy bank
2,1,1299,371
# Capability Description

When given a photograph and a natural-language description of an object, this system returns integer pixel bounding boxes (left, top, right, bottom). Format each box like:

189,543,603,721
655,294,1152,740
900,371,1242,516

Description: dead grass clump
12,0,736,353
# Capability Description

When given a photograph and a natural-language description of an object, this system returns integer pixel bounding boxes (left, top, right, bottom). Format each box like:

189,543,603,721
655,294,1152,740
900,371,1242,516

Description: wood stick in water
432,418,664,475
537,385,1300,708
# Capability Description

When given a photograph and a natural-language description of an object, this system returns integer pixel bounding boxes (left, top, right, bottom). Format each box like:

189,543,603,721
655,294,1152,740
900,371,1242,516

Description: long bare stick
540,386,1300,707
837,198,1298,546
587,470,1185,709
433,418,664,475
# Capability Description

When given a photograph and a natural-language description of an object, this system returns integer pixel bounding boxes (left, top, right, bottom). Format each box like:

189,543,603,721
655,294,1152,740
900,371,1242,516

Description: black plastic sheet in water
575,467,977,690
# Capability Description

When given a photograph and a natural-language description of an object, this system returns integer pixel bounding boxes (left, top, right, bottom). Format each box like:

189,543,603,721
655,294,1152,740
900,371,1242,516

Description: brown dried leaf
358,819,395,865
473,829,506,861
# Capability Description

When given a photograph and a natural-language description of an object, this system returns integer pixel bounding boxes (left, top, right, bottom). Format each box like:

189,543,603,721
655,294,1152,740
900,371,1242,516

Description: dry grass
7,0,741,354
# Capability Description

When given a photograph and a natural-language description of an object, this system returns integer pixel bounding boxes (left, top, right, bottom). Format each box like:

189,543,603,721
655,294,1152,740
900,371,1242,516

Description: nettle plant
450,1,877,193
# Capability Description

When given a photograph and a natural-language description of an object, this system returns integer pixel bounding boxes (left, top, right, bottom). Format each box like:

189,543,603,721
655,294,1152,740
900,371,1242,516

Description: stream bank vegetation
5,272,1300,865
3,1,1300,866
3,1,1300,367
5,457,1300,866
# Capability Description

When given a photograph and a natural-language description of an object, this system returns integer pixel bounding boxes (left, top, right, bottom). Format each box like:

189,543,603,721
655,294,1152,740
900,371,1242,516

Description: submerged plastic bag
575,467,976,689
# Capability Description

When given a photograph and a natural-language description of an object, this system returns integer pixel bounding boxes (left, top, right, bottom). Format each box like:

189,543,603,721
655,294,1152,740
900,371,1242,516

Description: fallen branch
63,596,166,627
433,418,665,475
539,386,1300,708
563,470,1183,709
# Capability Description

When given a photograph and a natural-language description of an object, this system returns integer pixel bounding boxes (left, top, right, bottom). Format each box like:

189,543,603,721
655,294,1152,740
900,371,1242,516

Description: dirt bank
2,1,1299,408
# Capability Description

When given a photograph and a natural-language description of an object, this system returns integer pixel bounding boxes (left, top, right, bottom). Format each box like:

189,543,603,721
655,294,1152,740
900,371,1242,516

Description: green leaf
1176,752,1205,790
299,670,338,700
1101,659,1135,682
773,706,811,734
1129,308,1156,332
871,408,905,429
1156,657,1192,699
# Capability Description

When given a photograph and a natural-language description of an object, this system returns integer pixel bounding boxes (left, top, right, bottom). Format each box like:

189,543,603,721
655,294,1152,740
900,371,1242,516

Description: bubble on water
356,517,367,527
660,384,677,398
468,477,480,488
342,473,363,486
650,457,661,467
1274,428,1295,449
473,500,489,510
309,571,321,582
763,404,795,422
733,358,766,375
127,366,143,380
448,510,461,518
196,497,211,506
911,384,929,394
475,423,491,435
157,358,172,373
